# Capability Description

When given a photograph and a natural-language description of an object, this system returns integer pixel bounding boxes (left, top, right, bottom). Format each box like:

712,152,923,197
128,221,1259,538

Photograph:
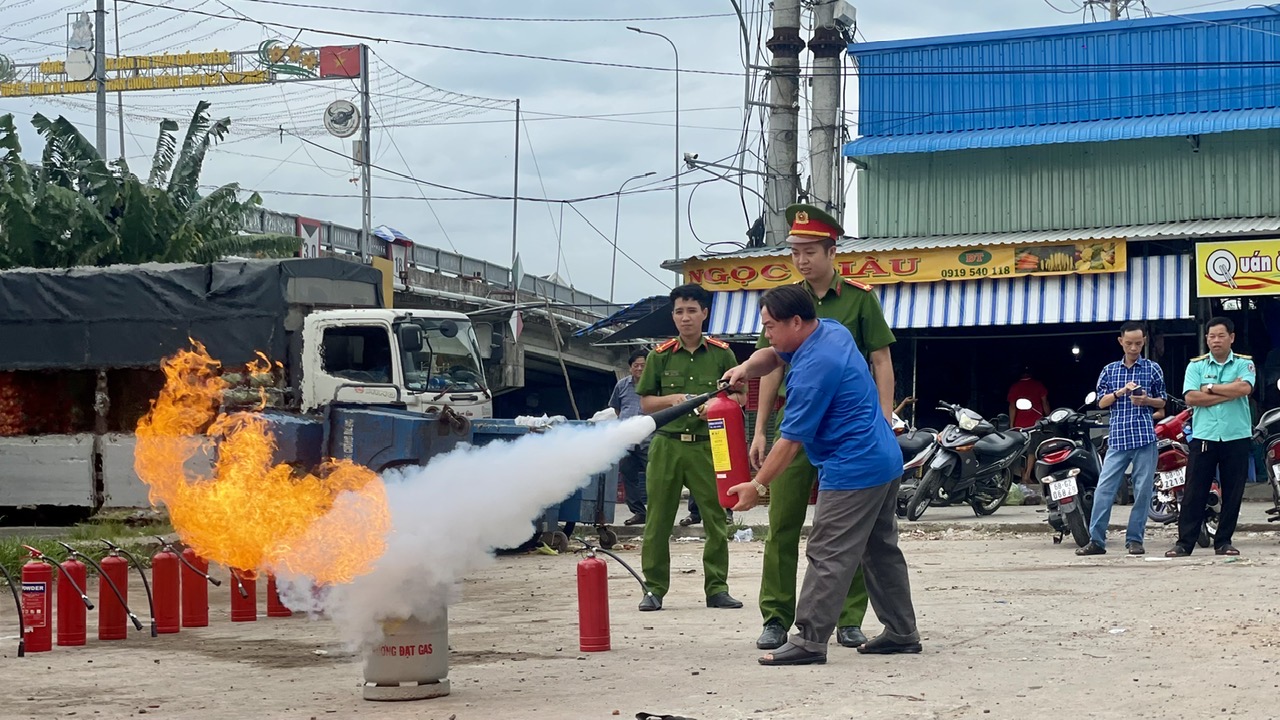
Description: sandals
758,643,826,666
1215,544,1241,556
856,634,923,655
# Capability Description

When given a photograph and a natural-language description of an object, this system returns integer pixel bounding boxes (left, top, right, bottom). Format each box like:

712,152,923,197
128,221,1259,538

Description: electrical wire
225,0,755,23
563,202,671,289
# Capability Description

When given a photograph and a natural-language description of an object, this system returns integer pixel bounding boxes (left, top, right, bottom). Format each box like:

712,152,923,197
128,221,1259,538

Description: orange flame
135,342,390,584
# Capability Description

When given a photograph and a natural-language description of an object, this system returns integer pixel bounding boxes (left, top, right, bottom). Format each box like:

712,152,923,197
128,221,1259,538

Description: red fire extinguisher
576,551,610,652
266,575,293,618
97,552,130,641
230,570,257,622
179,548,220,628
152,543,181,634
705,393,752,508
20,553,53,654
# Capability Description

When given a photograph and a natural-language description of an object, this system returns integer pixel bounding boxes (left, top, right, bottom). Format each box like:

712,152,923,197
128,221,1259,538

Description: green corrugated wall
856,129,1280,238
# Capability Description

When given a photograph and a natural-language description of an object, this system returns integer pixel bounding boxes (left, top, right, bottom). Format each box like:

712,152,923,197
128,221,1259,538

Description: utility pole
1083,0,1142,20
94,0,107,157
807,0,845,219
112,0,125,160
511,98,520,271
764,0,803,246
358,43,371,262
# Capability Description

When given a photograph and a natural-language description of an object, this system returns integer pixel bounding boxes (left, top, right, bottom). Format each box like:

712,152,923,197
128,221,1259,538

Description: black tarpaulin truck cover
0,257,383,371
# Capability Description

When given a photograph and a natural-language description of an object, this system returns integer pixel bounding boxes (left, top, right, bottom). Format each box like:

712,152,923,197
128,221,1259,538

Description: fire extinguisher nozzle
208,577,223,587
81,596,94,610
149,621,157,638
16,640,23,658
129,615,144,631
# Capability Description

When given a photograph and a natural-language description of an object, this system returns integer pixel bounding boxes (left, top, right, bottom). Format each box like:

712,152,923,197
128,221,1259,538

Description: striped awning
708,255,1190,336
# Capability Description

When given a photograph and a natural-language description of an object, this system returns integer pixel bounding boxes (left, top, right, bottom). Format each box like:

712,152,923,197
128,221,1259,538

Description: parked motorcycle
1027,393,1105,547
903,401,1024,521
1254,379,1280,525
893,415,938,517
1149,398,1192,525
1149,400,1219,548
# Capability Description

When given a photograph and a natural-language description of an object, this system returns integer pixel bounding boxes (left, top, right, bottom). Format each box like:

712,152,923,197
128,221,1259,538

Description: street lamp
611,171,656,303
627,26,681,280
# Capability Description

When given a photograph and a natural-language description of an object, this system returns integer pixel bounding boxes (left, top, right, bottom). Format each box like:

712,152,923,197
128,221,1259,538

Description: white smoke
280,415,655,649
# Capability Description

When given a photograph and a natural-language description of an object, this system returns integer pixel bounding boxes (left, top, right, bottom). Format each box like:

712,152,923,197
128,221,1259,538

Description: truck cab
301,308,493,419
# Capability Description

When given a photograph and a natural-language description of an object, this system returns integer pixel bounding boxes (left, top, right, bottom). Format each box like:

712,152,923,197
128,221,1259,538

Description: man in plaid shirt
1077,321,1167,556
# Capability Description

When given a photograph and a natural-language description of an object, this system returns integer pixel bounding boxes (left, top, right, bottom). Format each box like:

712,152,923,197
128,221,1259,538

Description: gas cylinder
704,393,752,508
230,571,257,622
576,553,610,652
98,554,130,641
180,549,209,628
152,549,180,634
56,556,88,647
21,559,53,653
266,575,293,618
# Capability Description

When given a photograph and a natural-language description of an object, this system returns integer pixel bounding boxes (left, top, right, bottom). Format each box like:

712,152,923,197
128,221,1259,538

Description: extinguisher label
707,418,732,472
21,582,47,628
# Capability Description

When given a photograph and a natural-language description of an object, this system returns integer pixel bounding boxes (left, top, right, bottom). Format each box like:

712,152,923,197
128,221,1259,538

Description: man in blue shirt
1168,316,1255,558
1077,321,1167,557
609,349,650,526
721,285,919,666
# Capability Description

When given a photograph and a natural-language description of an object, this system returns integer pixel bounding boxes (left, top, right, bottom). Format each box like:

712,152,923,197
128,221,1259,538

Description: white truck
0,257,491,519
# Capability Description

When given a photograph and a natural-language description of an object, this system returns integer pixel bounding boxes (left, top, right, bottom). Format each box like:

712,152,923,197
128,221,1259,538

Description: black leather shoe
756,622,787,650
679,514,701,527
638,594,663,611
1076,542,1106,556
705,591,743,609
836,626,868,648
1126,542,1146,556
623,513,646,526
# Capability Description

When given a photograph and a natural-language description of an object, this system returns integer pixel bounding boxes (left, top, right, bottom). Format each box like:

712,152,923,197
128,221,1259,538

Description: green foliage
0,103,300,270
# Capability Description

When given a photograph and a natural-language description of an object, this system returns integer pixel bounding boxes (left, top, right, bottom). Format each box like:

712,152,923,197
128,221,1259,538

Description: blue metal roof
845,5,1280,149
844,108,1280,156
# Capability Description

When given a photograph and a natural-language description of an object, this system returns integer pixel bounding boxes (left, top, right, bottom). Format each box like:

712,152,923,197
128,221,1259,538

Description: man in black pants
1168,317,1255,557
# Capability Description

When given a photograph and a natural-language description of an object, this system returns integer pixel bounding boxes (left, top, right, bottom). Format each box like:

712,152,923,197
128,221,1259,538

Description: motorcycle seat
974,430,1026,457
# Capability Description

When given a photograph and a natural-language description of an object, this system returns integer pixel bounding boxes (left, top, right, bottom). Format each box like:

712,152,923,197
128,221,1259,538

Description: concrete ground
2,508,1279,720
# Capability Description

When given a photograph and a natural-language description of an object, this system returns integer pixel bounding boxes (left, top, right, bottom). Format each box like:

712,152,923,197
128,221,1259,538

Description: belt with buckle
656,430,709,443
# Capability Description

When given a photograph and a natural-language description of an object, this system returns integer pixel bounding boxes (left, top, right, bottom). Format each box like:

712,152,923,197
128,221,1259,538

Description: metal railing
242,208,619,316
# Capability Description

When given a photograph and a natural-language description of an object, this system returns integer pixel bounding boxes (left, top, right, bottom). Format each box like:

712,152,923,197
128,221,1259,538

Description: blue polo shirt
777,319,901,491
1183,352,1256,442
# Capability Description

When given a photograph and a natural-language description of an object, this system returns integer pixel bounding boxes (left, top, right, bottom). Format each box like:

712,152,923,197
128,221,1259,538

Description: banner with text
685,240,1127,290
1195,238,1280,297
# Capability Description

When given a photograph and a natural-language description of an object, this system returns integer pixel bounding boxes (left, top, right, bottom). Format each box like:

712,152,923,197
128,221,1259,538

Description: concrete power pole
1084,0,1140,20
807,1,845,220
763,0,803,246
94,0,107,157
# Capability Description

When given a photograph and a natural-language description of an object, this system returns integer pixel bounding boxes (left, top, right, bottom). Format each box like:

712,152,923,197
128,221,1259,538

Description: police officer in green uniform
1168,316,1255,558
752,204,897,650
636,283,744,611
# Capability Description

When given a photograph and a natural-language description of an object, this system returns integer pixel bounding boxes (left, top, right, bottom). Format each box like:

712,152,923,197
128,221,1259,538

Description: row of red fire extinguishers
0,537,293,656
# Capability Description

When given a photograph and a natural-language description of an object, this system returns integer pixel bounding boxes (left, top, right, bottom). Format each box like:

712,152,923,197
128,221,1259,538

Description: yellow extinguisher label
707,418,732,472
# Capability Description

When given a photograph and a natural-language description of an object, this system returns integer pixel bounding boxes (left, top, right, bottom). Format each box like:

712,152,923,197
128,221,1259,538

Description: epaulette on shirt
655,338,680,353
842,278,873,292
705,336,730,350
1190,353,1209,362
1237,353,1253,360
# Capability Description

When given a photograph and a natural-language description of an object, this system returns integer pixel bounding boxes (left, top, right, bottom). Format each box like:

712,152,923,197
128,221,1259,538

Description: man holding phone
1077,321,1166,556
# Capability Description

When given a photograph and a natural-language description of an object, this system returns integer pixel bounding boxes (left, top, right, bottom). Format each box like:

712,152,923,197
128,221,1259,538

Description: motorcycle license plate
1157,468,1186,491
1048,476,1078,502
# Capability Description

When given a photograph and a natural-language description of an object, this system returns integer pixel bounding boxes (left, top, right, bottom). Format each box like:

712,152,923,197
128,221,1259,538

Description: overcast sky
0,0,1251,306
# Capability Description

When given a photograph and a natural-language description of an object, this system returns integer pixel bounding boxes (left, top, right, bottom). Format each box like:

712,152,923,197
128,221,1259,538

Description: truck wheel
1065,505,1091,548
907,469,941,522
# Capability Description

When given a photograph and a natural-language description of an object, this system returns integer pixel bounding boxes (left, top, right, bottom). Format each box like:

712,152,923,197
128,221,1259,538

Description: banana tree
0,101,301,270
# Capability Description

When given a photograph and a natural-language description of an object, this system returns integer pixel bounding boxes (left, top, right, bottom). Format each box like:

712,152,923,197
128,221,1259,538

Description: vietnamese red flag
320,45,362,78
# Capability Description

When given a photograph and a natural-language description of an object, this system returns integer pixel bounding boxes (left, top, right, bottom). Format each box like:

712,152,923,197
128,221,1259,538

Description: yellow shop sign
684,240,1126,290
1195,239,1280,297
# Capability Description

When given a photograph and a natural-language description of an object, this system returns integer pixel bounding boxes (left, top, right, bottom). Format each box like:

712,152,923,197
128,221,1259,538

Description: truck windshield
400,319,487,394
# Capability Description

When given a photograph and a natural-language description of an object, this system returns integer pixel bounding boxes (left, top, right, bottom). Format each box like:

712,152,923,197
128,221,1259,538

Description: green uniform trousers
760,441,869,629
642,434,730,599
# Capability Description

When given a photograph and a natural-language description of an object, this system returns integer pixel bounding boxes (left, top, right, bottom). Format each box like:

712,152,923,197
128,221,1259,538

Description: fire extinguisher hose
57,542,143,632
102,540,157,637
0,563,25,657
173,547,222,588
21,545,93,610
575,538,652,597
